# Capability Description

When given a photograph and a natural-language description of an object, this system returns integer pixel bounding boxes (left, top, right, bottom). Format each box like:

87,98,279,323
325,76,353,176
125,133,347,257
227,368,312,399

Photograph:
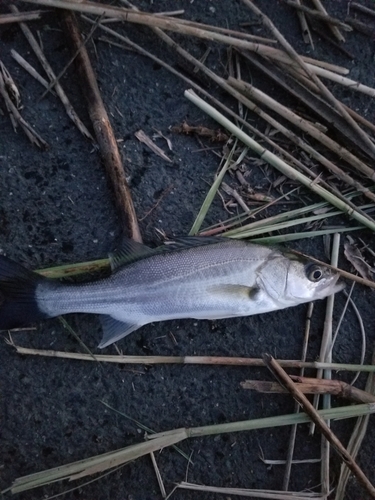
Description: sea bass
0,237,344,348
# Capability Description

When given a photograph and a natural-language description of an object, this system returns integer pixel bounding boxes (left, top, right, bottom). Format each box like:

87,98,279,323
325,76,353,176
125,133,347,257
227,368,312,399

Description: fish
0,237,344,348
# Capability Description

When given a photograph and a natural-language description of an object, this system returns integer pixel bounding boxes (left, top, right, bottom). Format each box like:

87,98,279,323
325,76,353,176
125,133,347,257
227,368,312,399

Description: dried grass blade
11,431,187,493
176,481,323,499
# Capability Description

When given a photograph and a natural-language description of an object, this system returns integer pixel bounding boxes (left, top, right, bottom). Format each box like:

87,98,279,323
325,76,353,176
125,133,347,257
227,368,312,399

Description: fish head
258,254,345,306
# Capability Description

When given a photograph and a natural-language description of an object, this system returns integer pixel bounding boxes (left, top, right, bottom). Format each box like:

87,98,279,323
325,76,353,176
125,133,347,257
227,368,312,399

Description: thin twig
241,378,375,404
62,11,141,242
263,354,375,498
310,0,345,42
0,11,42,24
9,4,93,140
0,66,48,148
283,0,352,31
38,14,104,101
11,49,55,93
282,302,313,491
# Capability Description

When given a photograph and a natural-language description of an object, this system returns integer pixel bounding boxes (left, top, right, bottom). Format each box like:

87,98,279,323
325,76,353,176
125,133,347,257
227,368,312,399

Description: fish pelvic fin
0,256,50,330
98,316,142,348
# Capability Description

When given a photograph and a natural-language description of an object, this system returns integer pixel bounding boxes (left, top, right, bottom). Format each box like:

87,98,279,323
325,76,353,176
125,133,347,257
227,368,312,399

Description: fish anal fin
98,315,141,348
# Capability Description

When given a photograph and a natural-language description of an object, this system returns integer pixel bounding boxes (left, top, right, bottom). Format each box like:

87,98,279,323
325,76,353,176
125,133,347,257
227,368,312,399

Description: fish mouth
330,273,346,294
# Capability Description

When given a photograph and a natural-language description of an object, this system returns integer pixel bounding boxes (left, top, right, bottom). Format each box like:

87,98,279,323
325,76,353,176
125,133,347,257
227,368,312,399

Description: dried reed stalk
0,11,41,24
284,0,352,31
294,0,314,47
185,89,375,231
239,51,375,157
229,77,375,187
264,355,375,498
310,0,345,42
241,378,375,404
8,342,375,372
241,0,375,159
93,20,371,223
21,0,348,75
11,49,53,92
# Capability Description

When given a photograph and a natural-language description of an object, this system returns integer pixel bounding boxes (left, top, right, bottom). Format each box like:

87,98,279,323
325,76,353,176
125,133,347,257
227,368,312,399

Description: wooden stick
9,5,93,141
241,378,375,404
309,0,345,42
62,11,141,242
263,354,375,498
283,0,352,31
0,11,42,24
241,0,375,160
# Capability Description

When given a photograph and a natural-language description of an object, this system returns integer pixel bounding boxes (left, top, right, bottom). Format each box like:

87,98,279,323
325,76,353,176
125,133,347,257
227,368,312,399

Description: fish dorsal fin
109,238,155,271
109,236,228,271
163,236,226,252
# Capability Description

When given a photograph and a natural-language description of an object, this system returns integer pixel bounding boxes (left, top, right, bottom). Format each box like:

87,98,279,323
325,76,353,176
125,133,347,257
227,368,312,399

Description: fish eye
305,264,324,282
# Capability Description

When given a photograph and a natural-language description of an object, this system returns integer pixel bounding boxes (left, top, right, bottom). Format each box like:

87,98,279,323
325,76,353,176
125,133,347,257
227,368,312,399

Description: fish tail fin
0,256,50,330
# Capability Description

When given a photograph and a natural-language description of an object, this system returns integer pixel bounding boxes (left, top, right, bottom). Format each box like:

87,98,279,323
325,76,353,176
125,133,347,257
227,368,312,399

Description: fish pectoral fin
98,316,141,348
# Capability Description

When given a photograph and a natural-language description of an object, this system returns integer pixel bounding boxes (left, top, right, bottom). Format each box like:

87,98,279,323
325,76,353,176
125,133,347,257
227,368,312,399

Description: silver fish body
0,237,344,347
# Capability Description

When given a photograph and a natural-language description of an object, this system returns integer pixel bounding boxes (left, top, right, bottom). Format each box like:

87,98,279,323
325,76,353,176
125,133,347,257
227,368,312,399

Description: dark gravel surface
1,1,375,499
